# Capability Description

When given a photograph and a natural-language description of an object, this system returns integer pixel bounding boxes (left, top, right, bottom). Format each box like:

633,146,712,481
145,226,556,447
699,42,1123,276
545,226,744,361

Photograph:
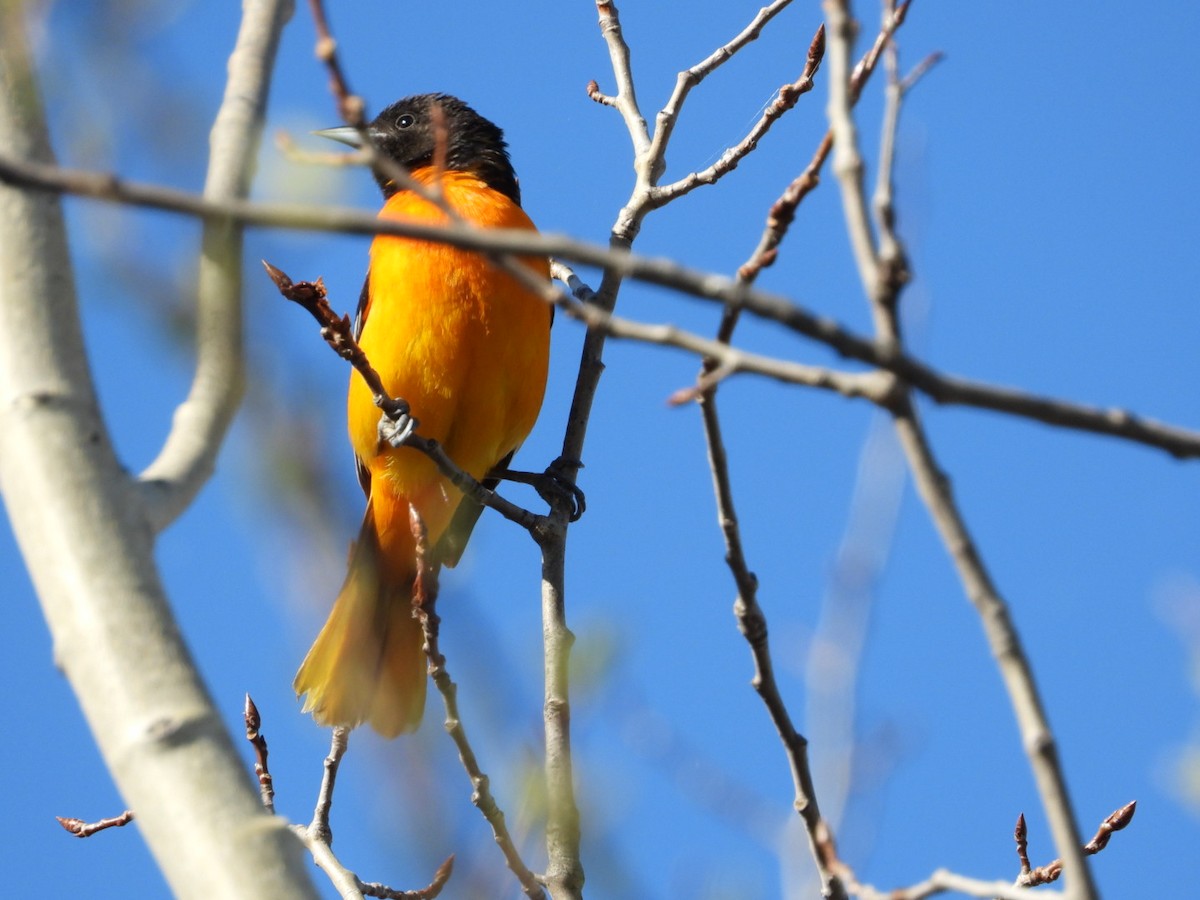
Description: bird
293,94,552,737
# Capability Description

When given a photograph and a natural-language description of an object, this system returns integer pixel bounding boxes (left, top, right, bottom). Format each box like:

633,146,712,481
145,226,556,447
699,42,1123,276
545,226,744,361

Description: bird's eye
396,114,415,128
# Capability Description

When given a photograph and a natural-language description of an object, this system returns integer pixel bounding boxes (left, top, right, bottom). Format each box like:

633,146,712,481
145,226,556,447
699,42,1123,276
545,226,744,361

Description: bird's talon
539,464,586,522
490,462,586,521
378,410,417,448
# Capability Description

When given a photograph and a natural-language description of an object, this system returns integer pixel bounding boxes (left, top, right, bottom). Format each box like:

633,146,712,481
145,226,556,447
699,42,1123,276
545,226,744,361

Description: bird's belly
348,239,550,502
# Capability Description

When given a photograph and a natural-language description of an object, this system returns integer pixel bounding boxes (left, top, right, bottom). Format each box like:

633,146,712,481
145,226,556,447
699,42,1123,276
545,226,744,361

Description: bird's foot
496,456,585,522
377,401,417,449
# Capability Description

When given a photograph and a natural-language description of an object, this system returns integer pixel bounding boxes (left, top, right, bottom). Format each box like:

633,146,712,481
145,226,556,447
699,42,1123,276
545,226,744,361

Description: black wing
432,451,513,568
353,274,372,498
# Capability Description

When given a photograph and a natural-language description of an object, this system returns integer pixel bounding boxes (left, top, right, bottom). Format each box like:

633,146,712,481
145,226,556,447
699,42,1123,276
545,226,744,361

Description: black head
331,94,521,204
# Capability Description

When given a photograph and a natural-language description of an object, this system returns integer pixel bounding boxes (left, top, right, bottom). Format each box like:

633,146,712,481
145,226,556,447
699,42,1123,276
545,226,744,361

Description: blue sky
2,1,1198,897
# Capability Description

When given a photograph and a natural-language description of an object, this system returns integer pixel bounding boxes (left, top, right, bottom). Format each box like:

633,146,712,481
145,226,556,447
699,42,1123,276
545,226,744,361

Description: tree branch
138,0,294,531
0,7,318,898
2,152,1197,460
824,3,1095,895
408,508,546,899
649,3,816,203
592,0,652,165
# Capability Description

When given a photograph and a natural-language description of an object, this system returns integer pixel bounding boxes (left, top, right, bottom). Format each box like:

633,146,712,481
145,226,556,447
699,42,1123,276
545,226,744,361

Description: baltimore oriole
294,94,551,737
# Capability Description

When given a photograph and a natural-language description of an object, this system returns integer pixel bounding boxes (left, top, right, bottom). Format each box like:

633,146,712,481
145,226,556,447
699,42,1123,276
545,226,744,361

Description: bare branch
684,12,914,860
696,369,850,899
653,23,826,205
552,262,1200,457
0,10,319,898
360,854,455,899
840,866,1061,900
306,0,366,127
899,49,945,94
1015,801,1137,888
891,402,1096,897
825,0,883,325
840,3,1095,891
734,4,912,289
308,725,350,845
305,729,447,900
137,0,293,531
664,19,895,879
2,154,1196,459
409,508,546,899
648,0,803,188
591,0,652,160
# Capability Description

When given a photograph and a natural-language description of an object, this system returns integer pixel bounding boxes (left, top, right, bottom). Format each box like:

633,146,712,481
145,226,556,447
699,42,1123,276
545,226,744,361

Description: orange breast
348,168,551,550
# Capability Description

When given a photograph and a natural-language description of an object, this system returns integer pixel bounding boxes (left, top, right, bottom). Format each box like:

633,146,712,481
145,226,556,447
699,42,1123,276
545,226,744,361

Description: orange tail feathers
294,503,428,737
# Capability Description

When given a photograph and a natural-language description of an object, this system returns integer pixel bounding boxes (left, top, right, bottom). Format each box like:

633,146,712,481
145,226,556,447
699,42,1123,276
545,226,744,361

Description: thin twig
552,257,1200,457
825,0,883,327
260,682,451,898
687,12,916,866
675,25,887,881
309,725,350,845
689,40,918,880
408,508,547,899
306,0,365,127
56,810,135,838
735,2,910,289
840,866,1061,900
647,0,798,171
1014,801,1137,888
592,0,652,161
1083,800,1137,854
243,694,275,813
899,50,945,94
360,854,455,899
304,0,456,218
698,367,850,899
653,23,825,206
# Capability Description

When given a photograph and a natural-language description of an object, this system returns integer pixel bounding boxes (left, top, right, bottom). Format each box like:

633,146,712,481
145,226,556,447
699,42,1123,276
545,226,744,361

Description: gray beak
313,126,366,148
